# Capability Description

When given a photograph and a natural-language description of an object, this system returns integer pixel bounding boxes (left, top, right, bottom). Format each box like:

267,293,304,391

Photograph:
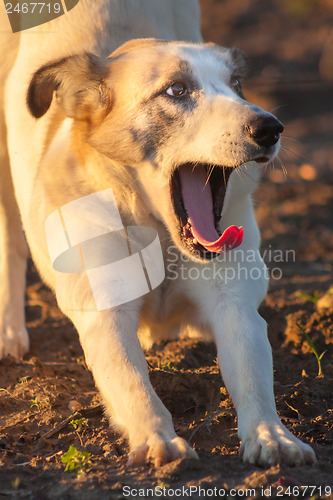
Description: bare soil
1,0,332,498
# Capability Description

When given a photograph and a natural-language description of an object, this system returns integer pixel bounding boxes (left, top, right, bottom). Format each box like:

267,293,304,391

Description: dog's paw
0,326,29,360
127,436,198,467
239,421,316,467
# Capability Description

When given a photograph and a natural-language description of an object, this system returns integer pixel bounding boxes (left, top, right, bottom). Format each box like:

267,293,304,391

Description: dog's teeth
186,223,194,236
183,225,192,238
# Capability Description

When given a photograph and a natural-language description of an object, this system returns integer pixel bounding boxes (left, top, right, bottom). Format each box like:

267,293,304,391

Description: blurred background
199,0,333,280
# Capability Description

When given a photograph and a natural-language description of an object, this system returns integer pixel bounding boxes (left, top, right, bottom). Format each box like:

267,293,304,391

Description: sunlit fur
0,1,315,467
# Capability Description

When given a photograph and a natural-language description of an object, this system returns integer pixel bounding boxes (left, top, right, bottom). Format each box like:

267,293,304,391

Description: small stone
68,400,82,412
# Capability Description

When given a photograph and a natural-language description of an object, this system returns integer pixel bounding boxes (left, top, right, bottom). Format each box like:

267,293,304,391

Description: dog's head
27,39,283,262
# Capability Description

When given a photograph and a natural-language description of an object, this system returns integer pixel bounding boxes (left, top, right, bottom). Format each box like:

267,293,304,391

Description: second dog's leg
0,113,29,359
0,15,28,359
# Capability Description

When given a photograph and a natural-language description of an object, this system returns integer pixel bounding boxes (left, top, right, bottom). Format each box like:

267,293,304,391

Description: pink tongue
179,164,243,252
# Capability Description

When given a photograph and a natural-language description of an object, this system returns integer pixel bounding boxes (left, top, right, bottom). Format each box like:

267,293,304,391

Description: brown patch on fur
27,56,67,118
71,120,93,166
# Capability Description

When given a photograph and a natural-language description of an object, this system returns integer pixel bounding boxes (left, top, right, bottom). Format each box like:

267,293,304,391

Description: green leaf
296,291,320,303
296,323,325,377
318,350,326,361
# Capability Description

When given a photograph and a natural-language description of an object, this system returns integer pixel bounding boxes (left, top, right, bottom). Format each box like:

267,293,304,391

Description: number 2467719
5,3,62,14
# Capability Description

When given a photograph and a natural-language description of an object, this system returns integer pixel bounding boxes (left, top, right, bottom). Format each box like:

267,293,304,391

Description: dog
0,0,316,467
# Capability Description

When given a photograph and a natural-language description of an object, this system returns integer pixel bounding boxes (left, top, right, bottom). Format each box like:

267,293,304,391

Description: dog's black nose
246,115,284,148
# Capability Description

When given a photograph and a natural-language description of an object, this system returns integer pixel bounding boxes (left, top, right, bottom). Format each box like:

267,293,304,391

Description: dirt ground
1,0,333,498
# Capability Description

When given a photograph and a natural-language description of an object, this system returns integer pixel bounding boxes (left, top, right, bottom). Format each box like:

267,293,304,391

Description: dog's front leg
60,287,197,467
209,302,316,466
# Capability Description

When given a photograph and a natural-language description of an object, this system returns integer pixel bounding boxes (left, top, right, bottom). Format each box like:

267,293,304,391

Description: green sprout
161,361,177,371
30,397,40,409
69,418,88,447
296,323,326,377
158,481,171,489
11,478,21,489
61,445,91,475
296,290,320,304
69,418,88,431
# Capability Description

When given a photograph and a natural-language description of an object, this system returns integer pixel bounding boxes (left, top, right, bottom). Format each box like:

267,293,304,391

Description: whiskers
265,156,288,181
279,130,312,178
269,104,288,115
205,163,248,187
267,128,313,181
205,164,215,187
233,161,262,184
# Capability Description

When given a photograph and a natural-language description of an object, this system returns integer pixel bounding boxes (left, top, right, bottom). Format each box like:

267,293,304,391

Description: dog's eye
166,82,188,97
231,78,242,94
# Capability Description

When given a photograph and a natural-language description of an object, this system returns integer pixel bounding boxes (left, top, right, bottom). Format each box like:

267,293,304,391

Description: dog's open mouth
170,163,244,260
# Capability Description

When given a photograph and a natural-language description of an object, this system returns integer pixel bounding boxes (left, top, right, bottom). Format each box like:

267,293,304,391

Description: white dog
0,0,316,467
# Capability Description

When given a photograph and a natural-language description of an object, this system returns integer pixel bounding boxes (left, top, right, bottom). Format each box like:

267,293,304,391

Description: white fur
0,0,316,467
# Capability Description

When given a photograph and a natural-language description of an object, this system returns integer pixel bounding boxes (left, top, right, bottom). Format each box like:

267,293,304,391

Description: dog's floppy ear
27,53,111,122
228,47,248,78
205,43,248,79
